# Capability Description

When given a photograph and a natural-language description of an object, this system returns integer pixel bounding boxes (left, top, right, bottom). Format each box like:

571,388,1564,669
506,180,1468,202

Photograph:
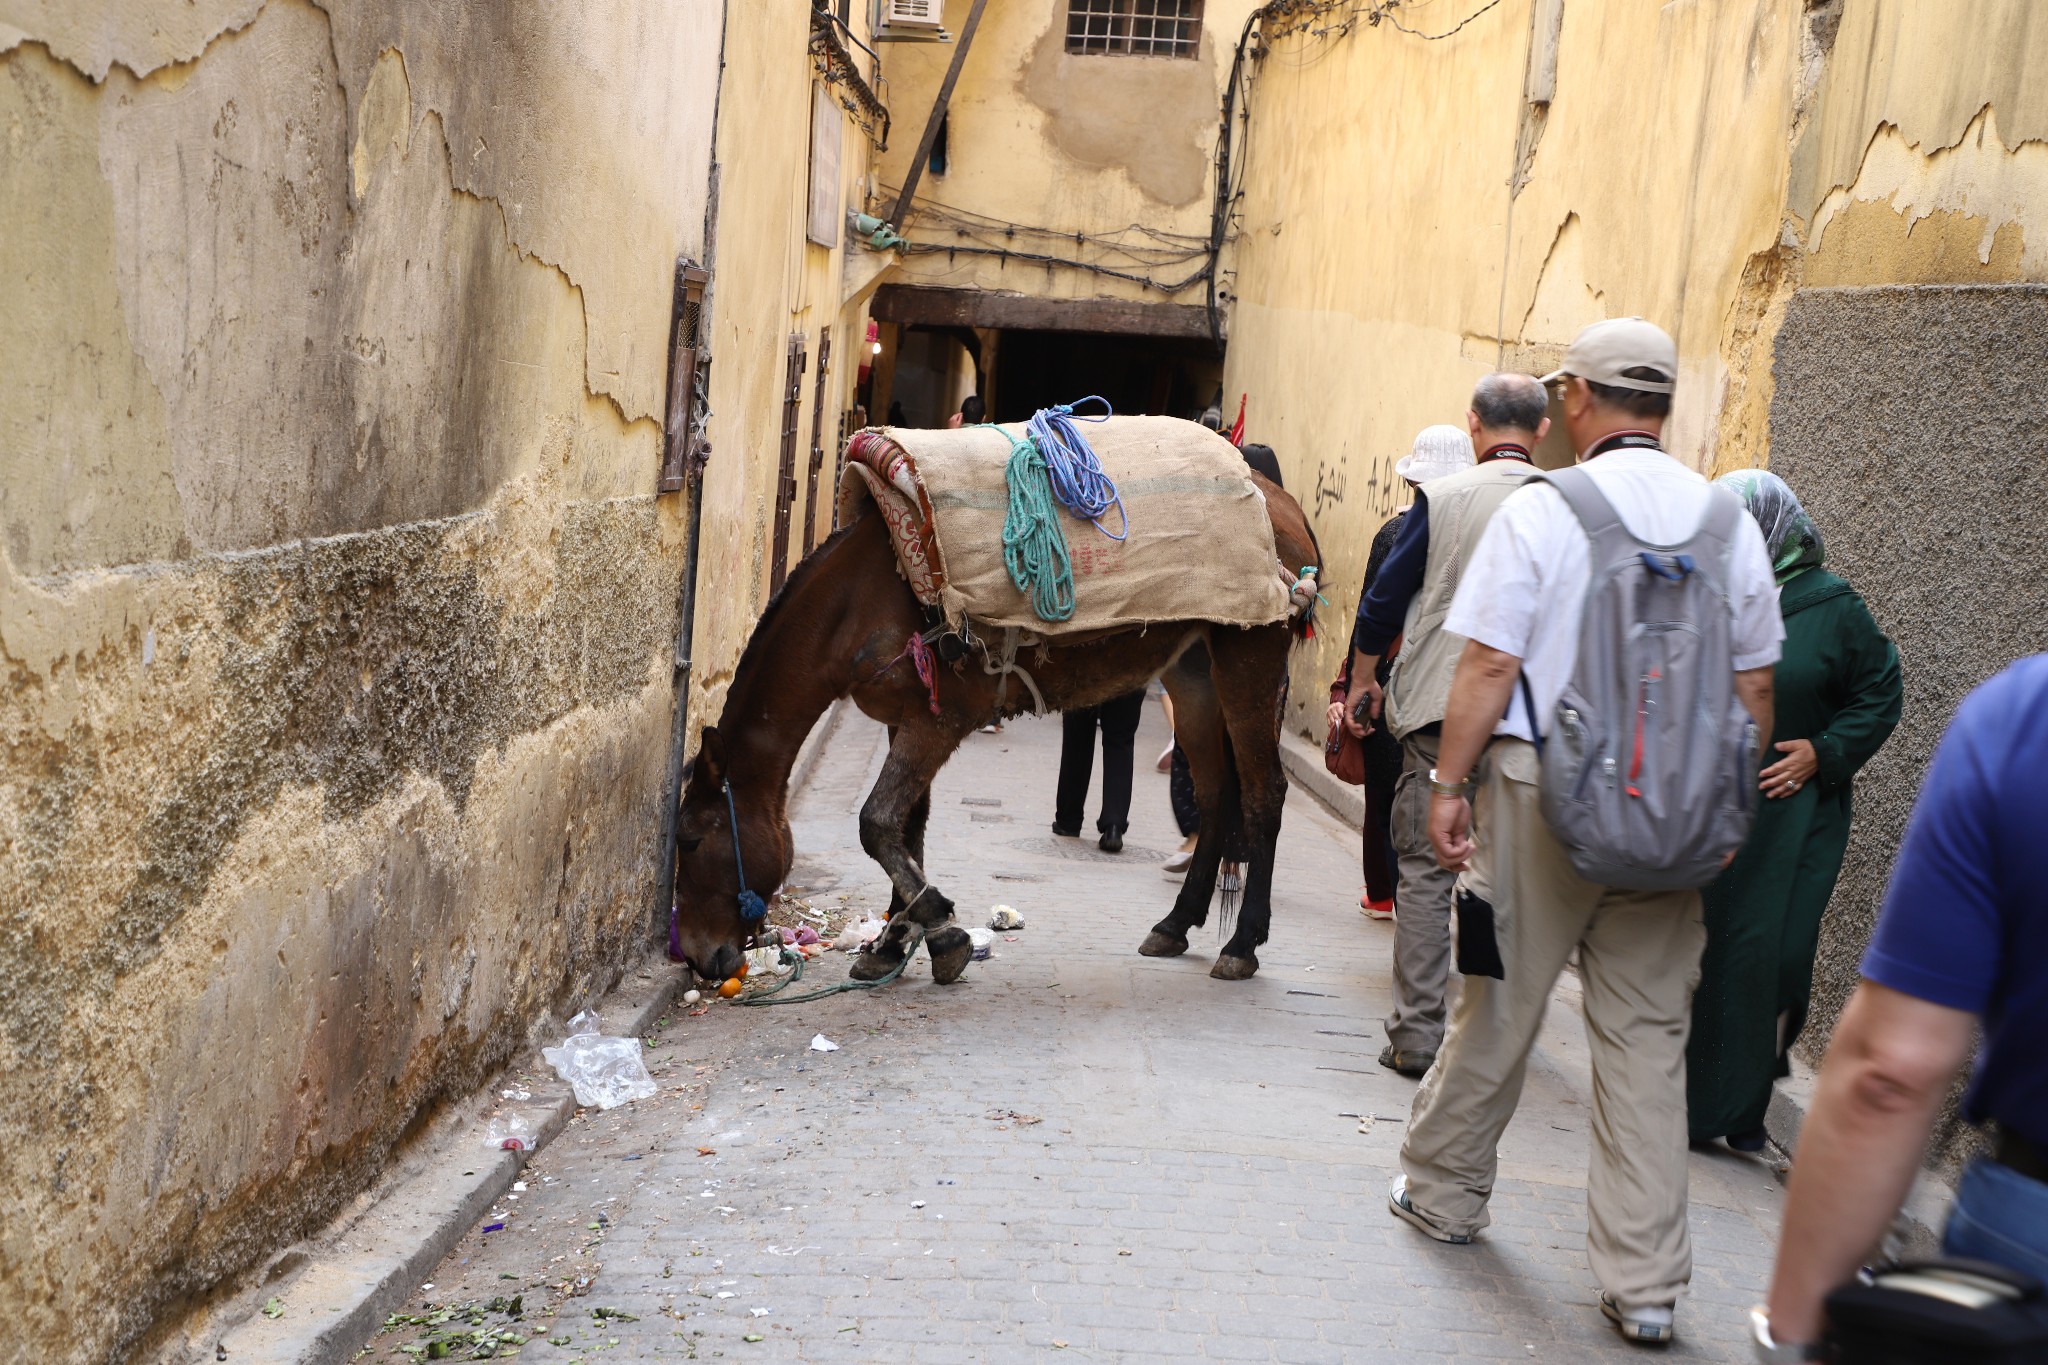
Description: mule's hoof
1138,930,1190,958
848,950,901,982
926,924,974,985
1209,952,1259,980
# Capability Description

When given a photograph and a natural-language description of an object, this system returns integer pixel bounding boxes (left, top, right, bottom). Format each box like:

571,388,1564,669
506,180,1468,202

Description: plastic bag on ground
988,905,1025,930
541,1015,657,1110
488,1113,535,1151
833,917,889,952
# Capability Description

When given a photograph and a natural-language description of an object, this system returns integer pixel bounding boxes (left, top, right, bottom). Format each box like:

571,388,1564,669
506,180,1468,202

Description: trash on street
540,1011,657,1110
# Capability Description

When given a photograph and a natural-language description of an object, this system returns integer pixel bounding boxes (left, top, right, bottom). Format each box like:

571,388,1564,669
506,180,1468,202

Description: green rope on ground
997,427,1076,623
736,924,926,1006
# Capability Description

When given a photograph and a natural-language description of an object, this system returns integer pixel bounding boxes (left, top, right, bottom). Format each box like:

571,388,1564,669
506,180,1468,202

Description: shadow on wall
1768,284,2048,1168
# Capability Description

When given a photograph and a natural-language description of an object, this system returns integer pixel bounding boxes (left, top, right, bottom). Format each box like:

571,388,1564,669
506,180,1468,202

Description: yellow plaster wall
689,6,880,732
870,0,1263,307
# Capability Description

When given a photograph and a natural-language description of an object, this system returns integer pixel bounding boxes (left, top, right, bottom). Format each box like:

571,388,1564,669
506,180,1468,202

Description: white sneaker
1160,849,1193,880
1599,1293,1675,1345
1387,1174,1472,1244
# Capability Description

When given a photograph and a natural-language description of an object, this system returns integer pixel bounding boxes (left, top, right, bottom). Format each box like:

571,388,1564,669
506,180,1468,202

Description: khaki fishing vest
1384,458,1541,739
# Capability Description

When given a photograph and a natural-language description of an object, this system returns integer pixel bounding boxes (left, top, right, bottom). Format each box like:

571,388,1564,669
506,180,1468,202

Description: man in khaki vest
1344,373,1549,1076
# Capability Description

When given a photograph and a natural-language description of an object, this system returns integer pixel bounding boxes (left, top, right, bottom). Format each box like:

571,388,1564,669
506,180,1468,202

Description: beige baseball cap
1539,317,1677,393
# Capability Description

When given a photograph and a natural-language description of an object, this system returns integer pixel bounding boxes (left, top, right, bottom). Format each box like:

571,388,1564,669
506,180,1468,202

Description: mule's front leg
853,726,974,984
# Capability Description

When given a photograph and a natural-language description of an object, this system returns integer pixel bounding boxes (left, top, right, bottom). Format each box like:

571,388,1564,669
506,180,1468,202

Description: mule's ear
694,726,728,787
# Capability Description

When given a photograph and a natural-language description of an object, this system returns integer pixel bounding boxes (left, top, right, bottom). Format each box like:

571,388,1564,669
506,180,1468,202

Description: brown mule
669,473,1318,989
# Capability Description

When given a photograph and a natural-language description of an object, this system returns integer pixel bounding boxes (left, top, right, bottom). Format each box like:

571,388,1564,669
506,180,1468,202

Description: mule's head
670,727,792,983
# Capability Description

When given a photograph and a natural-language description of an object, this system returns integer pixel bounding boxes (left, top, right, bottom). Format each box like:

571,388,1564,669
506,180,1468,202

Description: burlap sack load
835,415,1290,636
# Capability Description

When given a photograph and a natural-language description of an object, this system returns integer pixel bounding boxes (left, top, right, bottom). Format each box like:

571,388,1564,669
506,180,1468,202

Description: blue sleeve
1352,494,1430,656
1860,680,2005,1014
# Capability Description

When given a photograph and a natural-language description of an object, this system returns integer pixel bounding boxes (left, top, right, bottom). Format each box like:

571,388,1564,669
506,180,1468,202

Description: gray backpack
1524,467,1760,890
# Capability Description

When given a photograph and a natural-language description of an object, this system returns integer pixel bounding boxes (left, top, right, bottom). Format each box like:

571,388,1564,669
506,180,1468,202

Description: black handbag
1826,1257,2048,1364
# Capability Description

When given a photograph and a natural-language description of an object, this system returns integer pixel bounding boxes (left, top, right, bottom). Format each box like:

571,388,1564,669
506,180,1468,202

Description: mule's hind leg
1205,626,1294,981
1141,650,1233,958
854,721,976,984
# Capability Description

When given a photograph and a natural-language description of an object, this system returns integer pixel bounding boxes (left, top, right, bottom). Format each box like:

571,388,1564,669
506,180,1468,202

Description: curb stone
1279,727,1365,827
212,964,684,1365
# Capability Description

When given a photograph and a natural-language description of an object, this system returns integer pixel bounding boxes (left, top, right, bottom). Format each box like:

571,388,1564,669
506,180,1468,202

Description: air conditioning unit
876,0,950,42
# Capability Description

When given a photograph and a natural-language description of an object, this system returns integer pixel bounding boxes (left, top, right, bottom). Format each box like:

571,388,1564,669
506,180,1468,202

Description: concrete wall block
1768,282,2048,1167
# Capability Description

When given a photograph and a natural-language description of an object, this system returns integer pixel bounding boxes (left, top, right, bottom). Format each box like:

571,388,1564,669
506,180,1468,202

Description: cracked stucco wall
1214,0,2046,1163
0,0,727,1358
869,0,1265,306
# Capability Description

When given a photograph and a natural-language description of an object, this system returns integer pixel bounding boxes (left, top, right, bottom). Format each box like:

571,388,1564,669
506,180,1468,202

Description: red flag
1226,394,1247,447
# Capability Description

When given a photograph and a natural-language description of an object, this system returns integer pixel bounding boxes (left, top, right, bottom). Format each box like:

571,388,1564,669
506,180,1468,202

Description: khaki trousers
1398,740,1707,1311
1386,730,1457,1054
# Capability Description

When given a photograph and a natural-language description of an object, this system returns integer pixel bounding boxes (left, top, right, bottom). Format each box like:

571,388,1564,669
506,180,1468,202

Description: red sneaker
1360,891,1394,921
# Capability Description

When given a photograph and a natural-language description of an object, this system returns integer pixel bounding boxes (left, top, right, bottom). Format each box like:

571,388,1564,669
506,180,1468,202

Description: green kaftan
1686,568,1902,1144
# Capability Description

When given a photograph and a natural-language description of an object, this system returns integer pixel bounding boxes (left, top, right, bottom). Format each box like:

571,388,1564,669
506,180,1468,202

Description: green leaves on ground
380,1297,527,1359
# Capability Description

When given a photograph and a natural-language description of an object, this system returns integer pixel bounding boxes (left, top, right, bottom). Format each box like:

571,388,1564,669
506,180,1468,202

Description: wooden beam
870,285,1215,341
886,0,990,229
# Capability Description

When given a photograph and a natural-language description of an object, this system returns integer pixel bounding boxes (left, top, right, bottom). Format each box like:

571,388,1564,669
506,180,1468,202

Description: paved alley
359,704,1787,1364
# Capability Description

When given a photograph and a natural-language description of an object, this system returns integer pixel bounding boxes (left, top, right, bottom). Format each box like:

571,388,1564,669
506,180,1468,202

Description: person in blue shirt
1753,655,2048,1361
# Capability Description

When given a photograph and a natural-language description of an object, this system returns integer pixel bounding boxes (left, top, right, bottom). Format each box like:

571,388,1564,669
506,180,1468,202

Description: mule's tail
1215,731,1248,939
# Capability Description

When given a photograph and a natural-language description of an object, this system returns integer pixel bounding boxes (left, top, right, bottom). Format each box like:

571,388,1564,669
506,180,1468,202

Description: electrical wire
1367,0,1508,40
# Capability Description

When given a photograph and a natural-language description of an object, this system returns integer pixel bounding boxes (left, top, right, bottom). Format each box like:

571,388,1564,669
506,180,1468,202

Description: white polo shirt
1443,445,1784,743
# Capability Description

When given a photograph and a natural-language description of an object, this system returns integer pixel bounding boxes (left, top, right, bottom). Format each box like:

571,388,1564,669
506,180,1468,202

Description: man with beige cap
1344,378,1550,1079
1384,319,1782,1347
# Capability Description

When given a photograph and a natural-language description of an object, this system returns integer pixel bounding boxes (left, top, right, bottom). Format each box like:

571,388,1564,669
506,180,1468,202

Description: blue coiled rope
1027,397,1128,540
999,397,1128,623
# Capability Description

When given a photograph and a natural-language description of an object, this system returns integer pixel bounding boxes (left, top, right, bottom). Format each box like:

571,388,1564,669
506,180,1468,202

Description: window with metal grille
1065,0,1204,58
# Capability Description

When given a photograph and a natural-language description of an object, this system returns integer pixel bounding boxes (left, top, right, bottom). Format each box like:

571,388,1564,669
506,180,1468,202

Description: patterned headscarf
1716,469,1825,584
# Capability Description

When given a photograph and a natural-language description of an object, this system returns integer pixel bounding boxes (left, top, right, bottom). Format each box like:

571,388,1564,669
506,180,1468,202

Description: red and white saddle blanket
836,416,1297,636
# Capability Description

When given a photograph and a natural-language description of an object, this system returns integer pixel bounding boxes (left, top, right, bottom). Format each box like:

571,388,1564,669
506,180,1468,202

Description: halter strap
723,779,769,922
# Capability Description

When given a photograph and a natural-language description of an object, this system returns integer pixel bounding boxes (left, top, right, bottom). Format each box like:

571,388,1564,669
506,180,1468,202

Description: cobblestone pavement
359,705,1785,1363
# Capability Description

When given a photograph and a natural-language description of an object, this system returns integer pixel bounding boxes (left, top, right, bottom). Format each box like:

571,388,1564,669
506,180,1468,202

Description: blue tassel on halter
723,779,770,922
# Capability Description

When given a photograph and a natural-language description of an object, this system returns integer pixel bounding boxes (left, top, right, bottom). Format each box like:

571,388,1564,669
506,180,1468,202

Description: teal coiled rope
998,397,1127,623
999,426,1077,623
737,924,926,1006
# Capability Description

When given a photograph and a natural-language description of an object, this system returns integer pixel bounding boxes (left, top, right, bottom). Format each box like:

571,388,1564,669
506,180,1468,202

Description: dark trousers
1169,743,1200,837
1362,725,1403,902
1056,690,1146,833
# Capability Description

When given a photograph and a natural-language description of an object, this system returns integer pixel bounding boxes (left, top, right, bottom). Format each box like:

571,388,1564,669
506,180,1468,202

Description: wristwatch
1749,1308,1826,1362
1427,768,1472,798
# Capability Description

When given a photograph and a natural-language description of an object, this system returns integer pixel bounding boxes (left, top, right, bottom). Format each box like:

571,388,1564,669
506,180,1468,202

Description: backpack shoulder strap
1687,484,1744,565
1537,466,1636,559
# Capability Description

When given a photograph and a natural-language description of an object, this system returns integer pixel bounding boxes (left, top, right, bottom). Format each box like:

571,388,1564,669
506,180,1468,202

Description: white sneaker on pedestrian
1599,1293,1675,1345
1161,848,1193,879
1387,1174,1471,1244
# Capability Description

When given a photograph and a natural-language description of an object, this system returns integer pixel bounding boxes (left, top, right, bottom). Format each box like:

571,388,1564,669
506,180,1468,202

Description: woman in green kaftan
1687,471,1903,1150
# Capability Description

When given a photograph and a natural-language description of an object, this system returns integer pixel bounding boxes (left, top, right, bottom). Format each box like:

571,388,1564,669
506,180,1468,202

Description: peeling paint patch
1017,13,1216,208
1810,105,2047,275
